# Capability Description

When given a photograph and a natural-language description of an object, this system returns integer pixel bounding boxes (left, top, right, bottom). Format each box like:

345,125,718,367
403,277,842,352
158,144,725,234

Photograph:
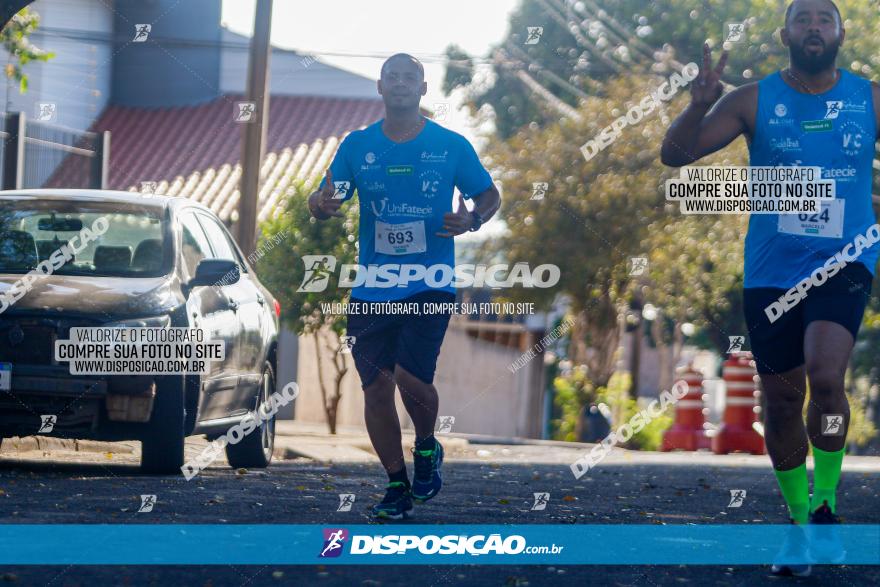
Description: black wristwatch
469,210,484,232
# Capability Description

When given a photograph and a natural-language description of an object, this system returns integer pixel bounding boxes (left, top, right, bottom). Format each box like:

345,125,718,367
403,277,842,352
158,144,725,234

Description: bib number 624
798,209,830,223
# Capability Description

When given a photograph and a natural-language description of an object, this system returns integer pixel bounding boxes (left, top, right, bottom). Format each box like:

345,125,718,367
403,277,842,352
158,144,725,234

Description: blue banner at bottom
0,525,877,565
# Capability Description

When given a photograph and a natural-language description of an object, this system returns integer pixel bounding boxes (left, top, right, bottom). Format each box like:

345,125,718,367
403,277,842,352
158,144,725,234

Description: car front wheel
225,362,276,469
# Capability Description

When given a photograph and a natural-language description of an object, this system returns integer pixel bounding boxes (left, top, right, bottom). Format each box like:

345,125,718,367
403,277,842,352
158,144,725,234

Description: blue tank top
746,70,878,288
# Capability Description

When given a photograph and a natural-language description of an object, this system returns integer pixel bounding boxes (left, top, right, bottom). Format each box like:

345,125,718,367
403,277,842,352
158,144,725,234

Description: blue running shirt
322,118,492,301
746,70,878,288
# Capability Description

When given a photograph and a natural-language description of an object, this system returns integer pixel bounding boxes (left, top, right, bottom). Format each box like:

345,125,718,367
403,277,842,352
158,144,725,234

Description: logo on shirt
386,165,414,176
363,180,385,192
420,150,448,163
824,100,843,119
332,181,350,199
419,170,443,199
370,197,433,218
841,120,866,156
769,137,801,152
769,104,794,127
361,152,380,171
844,100,868,113
801,119,833,133
822,166,857,183
371,198,387,217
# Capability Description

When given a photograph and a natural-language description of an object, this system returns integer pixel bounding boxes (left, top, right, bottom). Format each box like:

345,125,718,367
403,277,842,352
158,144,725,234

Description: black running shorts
743,262,873,374
345,290,456,387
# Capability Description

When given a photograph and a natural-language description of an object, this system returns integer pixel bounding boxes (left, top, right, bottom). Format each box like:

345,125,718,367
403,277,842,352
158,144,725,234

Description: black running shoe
371,481,413,520
809,500,846,563
411,439,444,502
771,520,812,577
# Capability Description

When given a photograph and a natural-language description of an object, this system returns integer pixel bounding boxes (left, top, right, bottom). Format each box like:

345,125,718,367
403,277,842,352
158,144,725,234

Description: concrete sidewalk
273,420,469,463
269,420,880,472
3,420,880,472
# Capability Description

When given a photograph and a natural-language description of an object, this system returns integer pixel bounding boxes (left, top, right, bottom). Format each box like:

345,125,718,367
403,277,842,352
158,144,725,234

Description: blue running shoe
771,520,813,577
809,500,846,564
411,439,443,502
371,481,413,520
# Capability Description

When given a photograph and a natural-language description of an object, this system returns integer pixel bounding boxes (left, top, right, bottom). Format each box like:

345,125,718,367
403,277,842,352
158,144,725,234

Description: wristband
469,210,484,232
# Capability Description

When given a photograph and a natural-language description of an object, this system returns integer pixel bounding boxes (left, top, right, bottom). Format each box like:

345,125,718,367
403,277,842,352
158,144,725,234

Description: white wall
219,28,377,99
293,323,547,438
8,0,114,131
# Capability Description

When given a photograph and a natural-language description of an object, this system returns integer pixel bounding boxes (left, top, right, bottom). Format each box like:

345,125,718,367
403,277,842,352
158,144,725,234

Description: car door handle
256,295,265,305
228,299,239,311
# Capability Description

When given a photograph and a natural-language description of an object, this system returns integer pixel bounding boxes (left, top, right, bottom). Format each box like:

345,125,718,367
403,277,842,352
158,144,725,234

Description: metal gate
0,111,110,190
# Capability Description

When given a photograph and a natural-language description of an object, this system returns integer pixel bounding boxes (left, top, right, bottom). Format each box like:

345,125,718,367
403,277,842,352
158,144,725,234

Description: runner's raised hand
309,169,345,219
692,43,728,108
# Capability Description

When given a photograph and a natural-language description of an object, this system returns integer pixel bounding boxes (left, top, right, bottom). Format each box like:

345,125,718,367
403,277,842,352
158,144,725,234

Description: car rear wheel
225,362,275,469
141,375,185,475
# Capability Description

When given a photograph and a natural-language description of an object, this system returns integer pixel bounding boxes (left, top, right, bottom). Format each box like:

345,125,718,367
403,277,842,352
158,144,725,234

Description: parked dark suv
0,190,281,474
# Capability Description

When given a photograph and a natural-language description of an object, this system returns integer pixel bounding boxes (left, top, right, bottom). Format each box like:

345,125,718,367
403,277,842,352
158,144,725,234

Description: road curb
443,432,595,450
0,436,136,454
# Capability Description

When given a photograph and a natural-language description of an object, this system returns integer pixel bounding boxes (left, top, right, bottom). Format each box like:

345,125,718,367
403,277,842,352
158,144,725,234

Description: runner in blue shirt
308,53,501,519
662,0,879,575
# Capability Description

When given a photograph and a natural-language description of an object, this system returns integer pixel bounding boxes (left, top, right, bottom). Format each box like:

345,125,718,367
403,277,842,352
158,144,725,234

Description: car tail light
274,299,281,318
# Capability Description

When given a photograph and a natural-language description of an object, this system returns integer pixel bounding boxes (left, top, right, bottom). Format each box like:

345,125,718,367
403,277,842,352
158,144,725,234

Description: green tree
638,213,748,375
255,180,359,434
1,8,54,108
851,303,880,444
487,73,746,378
457,0,880,425
445,0,880,138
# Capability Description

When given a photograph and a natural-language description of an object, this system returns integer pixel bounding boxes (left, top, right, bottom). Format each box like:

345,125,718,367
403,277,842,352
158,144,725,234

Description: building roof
46,93,385,222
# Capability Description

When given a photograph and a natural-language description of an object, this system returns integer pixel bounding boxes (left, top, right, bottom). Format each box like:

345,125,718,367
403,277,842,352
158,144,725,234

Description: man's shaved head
381,53,424,80
377,53,427,113
785,0,841,27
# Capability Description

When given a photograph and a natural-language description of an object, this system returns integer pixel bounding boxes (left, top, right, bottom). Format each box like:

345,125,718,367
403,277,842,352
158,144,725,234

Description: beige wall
293,323,546,438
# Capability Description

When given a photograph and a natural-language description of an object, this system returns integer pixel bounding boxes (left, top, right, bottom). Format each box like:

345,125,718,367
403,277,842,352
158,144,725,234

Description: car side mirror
187,259,240,290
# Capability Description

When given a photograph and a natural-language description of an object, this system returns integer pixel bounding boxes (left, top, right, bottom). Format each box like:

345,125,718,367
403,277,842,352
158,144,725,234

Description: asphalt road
0,442,878,586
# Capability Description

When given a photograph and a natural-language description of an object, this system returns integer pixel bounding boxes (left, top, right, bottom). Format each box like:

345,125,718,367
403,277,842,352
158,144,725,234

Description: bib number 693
387,230,414,245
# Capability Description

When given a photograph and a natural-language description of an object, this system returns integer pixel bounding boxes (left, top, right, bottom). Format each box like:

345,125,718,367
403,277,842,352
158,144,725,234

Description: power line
31,26,501,66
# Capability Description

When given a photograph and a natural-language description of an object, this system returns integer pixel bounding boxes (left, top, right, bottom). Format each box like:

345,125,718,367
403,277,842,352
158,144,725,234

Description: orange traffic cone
662,365,710,451
712,352,765,455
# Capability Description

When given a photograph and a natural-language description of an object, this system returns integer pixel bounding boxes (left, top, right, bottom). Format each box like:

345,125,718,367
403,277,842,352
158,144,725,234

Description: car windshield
0,199,169,277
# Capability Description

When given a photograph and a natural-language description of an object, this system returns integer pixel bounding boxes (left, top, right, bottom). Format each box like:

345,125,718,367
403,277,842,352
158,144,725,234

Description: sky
221,0,520,142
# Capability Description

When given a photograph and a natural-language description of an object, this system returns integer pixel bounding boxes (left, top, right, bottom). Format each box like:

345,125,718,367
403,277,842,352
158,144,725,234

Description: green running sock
811,445,845,513
774,463,809,524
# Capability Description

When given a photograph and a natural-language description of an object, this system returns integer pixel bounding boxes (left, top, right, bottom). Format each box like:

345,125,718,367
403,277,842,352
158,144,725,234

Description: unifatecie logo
319,528,348,558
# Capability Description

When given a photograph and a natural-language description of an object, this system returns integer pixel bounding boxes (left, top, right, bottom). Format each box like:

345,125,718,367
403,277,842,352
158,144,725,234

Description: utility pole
236,0,273,257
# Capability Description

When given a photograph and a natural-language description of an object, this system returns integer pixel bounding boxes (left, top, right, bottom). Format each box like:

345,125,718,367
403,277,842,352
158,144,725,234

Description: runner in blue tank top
308,53,501,519
662,0,879,576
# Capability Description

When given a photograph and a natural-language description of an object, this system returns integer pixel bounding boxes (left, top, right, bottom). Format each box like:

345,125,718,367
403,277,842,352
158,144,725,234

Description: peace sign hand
692,43,728,108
